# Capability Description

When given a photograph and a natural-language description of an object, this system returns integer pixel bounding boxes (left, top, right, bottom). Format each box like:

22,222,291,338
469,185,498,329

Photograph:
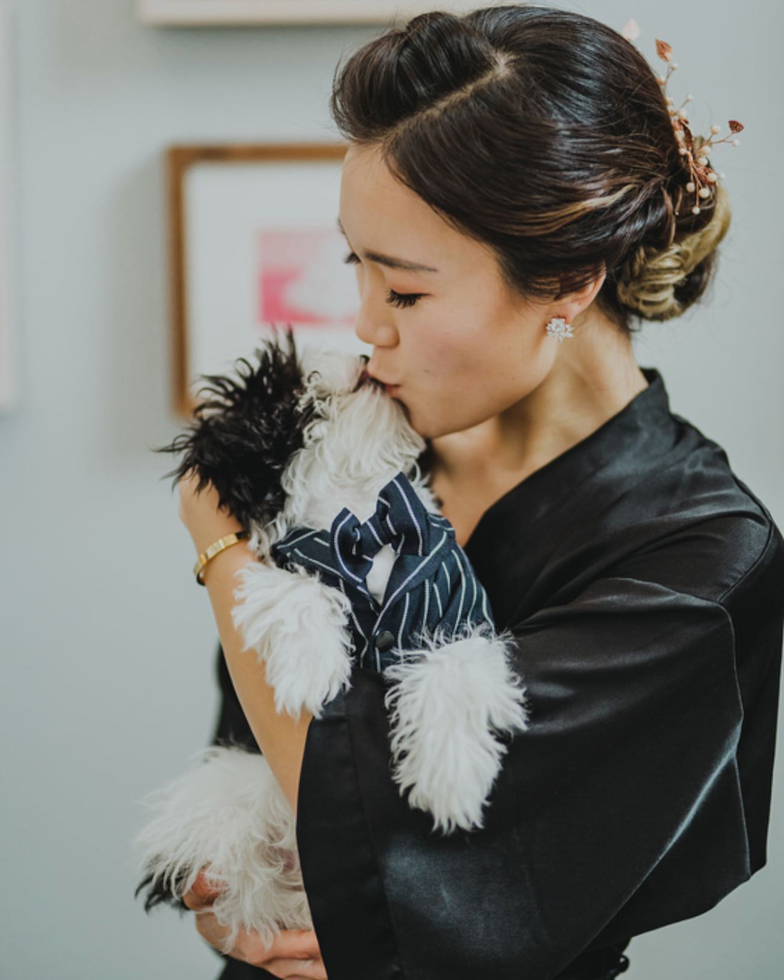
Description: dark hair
328,4,732,334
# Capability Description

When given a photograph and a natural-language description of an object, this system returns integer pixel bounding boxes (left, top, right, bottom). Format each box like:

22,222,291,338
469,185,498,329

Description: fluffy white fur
230,560,356,720
247,347,435,560
134,346,532,941
132,745,310,953
384,621,531,834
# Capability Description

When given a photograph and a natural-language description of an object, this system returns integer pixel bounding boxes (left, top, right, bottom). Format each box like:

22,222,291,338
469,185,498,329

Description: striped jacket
270,470,494,672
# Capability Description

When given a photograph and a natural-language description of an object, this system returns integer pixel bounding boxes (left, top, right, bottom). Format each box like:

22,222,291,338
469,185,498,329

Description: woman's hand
178,469,245,557
183,870,327,979
178,482,323,976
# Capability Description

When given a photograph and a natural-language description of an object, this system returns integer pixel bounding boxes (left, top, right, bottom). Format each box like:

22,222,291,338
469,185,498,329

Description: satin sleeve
294,575,751,980
210,641,261,754
208,647,281,980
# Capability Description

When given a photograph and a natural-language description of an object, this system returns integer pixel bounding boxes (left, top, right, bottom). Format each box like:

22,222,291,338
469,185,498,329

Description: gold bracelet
193,530,250,586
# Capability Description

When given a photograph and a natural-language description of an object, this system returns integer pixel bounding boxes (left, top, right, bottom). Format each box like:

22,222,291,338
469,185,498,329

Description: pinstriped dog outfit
270,469,494,672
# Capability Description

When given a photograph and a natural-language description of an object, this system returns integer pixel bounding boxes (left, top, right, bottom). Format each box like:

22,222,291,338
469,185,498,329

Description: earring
545,316,573,342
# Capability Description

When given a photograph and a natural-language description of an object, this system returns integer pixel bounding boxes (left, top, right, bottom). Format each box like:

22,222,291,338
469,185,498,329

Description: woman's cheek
418,321,477,378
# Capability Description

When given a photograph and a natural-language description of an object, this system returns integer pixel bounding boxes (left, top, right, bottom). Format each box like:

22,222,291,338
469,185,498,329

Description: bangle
193,530,250,586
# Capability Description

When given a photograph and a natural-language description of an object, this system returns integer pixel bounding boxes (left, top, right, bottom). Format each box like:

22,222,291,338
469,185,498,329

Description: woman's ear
552,264,608,324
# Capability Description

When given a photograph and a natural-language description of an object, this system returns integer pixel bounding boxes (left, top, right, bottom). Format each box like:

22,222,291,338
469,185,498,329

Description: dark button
607,956,630,978
373,630,396,652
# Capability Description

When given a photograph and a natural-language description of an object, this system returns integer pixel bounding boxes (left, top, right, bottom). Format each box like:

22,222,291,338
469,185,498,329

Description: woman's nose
353,301,397,349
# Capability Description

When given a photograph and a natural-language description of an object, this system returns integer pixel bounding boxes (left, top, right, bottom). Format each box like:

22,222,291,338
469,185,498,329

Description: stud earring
545,316,573,342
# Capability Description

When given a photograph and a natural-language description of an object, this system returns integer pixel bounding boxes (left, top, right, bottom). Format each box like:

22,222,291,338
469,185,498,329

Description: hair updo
329,4,733,333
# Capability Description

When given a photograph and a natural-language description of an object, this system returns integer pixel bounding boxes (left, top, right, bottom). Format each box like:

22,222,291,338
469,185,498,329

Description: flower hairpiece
622,18,744,216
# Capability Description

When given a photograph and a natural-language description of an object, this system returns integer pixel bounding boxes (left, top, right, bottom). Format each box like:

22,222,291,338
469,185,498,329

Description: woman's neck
429,308,649,484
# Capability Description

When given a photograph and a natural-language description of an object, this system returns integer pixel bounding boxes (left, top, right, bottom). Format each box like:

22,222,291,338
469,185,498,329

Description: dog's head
152,325,314,529
152,326,426,531
284,345,427,521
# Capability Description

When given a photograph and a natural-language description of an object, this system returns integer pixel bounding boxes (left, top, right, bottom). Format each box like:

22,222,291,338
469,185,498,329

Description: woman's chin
402,405,439,441
388,388,443,441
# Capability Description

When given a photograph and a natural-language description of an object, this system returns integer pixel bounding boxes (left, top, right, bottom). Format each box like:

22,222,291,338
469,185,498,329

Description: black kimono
208,365,784,980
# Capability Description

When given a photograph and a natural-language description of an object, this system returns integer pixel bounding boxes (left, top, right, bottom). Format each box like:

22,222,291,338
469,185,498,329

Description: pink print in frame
167,143,366,419
258,226,354,329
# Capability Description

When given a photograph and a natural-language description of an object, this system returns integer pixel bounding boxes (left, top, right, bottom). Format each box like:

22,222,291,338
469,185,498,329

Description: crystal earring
545,316,573,342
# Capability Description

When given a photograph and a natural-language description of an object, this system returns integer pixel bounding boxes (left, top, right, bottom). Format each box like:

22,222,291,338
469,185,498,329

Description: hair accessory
545,316,573,342
621,19,744,216
193,530,250,586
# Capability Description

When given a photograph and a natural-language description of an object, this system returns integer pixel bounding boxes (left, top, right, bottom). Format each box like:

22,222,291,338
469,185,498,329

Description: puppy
133,326,529,952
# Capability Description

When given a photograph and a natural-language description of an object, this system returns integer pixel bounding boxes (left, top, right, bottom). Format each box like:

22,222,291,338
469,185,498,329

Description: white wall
0,1,781,978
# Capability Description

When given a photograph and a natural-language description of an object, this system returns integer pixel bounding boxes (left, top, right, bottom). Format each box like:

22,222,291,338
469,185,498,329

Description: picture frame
138,1,479,26
167,142,367,419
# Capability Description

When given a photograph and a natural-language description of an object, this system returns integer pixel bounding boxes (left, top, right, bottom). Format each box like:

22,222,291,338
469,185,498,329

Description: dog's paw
231,562,355,719
383,623,530,834
131,745,312,951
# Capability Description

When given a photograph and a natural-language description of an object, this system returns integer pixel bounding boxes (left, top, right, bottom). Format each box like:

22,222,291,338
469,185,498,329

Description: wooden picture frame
138,1,479,26
167,142,367,418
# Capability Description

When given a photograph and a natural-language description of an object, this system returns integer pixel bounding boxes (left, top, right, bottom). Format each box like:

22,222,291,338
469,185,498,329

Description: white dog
132,327,530,954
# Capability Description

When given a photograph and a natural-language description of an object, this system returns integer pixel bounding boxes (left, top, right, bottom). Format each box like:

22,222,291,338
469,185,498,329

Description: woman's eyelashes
387,289,423,309
343,250,424,309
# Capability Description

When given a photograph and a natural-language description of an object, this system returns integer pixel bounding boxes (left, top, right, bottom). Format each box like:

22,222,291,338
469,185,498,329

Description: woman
177,6,784,979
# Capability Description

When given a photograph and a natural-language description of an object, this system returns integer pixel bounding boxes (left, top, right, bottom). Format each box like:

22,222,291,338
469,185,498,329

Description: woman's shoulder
622,409,784,603
513,410,783,626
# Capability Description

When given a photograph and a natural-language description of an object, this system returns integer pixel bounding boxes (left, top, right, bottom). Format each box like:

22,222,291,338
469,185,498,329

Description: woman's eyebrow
336,217,440,274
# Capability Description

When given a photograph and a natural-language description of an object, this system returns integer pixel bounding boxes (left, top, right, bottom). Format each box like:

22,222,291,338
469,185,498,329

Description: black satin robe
209,366,784,980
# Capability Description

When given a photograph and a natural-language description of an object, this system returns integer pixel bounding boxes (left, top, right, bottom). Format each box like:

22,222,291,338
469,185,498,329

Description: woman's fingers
193,909,232,950
258,929,322,960
180,868,326,978
182,868,223,910
191,912,325,977
245,928,325,972
263,958,328,980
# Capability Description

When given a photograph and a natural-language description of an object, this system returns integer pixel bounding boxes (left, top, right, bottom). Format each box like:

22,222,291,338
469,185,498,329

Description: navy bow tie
330,471,432,588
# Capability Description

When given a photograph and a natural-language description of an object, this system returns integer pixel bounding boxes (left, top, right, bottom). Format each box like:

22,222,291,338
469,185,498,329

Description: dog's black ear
151,324,317,529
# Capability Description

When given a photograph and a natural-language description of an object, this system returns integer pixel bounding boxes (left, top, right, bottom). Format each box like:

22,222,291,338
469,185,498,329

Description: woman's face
339,142,560,441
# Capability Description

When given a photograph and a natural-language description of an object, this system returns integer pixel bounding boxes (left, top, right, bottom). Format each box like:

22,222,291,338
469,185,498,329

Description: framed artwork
0,5,18,414
167,142,368,418
138,1,479,26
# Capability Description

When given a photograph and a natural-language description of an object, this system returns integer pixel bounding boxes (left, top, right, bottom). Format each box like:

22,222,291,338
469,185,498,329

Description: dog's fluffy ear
151,324,319,529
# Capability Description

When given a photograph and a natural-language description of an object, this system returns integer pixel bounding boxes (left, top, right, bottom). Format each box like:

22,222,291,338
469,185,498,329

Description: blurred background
0,1,782,978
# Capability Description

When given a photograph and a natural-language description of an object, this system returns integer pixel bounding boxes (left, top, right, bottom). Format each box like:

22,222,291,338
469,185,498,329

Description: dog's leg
132,745,312,953
230,561,355,720
382,623,530,835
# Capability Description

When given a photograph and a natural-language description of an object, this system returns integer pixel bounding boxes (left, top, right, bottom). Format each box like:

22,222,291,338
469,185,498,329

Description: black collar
452,366,681,627
464,366,674,550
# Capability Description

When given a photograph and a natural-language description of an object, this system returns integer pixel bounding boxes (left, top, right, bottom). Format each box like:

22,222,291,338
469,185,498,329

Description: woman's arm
177,469,313,817
201,541,313,817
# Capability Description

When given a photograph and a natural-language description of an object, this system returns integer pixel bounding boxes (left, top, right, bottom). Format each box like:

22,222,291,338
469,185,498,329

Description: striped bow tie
330,472,432,587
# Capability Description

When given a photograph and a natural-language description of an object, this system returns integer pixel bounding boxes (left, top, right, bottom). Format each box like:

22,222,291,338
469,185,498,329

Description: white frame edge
137,0,478,26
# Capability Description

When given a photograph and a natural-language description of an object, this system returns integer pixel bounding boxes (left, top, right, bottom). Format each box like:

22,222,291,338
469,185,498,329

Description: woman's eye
342,251,423,308
385,288,422,309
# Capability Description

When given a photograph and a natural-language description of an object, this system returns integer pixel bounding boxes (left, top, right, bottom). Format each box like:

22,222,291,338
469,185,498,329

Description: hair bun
616,180,732,321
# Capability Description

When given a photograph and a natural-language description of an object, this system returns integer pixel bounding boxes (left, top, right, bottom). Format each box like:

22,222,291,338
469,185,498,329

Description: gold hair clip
622,19,744,216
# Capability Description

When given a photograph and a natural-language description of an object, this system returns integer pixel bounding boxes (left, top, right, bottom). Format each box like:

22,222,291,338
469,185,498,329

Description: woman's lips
360,369,400,393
